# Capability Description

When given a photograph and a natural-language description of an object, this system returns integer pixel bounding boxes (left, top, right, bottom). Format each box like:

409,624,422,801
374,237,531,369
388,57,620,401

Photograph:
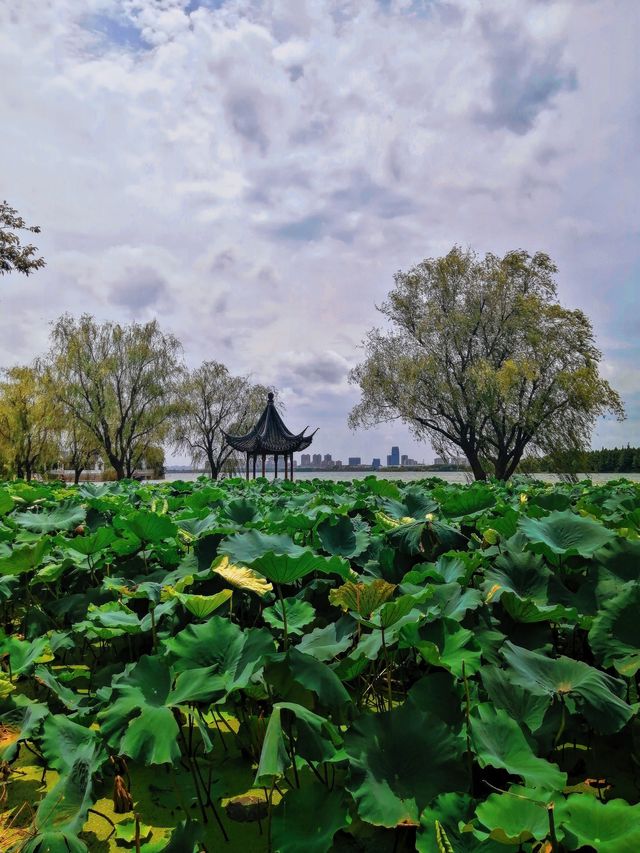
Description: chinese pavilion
223,392,317,480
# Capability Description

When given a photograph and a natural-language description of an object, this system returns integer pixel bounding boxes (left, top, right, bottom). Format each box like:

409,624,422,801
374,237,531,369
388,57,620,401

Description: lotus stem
381,627,392,711
462,661,473,789
547,802,558,852
276,584,289,651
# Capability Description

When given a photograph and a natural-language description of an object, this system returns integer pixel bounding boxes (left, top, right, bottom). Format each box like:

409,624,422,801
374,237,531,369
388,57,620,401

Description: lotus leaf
0,537,50,575
212,555,273,596
329,579,396,617
470,703,566,790
344,702,467,827
317,514,370,558
264,596,316,635
588,581,640,675
12,501,86,533
98,655,181,765
519,509,615,558
255,701,343,785
556,795,640,852
271,782,351,853
502,641,632,733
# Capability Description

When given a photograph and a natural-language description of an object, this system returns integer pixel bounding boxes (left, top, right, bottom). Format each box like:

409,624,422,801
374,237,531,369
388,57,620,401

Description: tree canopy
48,314,183,480
0,200,45,277
349,247,624,480
173,361,271,479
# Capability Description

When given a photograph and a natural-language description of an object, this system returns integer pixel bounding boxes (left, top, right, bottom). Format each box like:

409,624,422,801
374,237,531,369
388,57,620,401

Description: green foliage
0,474,637,852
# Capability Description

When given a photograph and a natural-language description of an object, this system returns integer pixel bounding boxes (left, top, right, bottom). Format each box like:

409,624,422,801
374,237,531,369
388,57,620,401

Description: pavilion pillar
290,453,294,481
284,454,288,480
274,454,279,479
246,453,250,481
261,454,266,478
253,454,257,479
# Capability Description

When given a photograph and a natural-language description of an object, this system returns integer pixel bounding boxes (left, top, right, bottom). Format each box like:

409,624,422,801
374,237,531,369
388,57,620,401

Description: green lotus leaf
0,489,15,515
329,579,396,618
0,632,52,676
407,672,465,728
30,744,97,843
473,787,552,845
63,526,116,556
114,817,153,847
264,597,316,636
34,666,92,715
317,515,370,558
344,702,467,827
399,617,482,677
470,703,566,790
165,616,274,703
265,648,351,709
502,641,632,734
421,582,483,622
139,819,204,853
296,623,354,661
117,510,178,543
381,487,439,520
417,793,504,853
12,501,86,533
480,665,549,733
170,587,233,620
588,581,640,675
438,486,496,519
272,782,351,853
0,698,49,761
98,656,181,765
556,795,640,853
220,530,307,563
518,509,615,558
255,702,343,785
224,497,260,524
0,537,50,575
250,549,352,584
40,714,105,775
81,601,142,636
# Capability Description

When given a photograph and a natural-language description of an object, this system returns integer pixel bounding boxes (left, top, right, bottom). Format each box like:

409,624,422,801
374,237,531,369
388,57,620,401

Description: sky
1,0,638,466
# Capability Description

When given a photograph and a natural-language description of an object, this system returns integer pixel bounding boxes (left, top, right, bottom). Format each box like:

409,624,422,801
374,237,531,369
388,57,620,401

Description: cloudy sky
1,0,638,465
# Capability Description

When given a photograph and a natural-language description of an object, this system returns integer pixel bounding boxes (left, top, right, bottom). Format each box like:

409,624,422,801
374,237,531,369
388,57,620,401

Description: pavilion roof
223,392,317,455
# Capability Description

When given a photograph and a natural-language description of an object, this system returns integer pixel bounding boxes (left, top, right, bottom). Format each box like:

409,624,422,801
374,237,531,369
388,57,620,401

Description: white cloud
0,0,638,463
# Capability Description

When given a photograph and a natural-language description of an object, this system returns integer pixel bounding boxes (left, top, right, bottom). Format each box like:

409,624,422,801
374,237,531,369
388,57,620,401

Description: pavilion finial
267,392,274,403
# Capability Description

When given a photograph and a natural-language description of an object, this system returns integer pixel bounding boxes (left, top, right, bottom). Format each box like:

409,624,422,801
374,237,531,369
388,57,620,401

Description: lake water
162,470,640,485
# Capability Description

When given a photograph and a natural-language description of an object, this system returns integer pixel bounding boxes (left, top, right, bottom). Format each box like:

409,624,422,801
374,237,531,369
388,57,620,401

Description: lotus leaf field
0,475,640,852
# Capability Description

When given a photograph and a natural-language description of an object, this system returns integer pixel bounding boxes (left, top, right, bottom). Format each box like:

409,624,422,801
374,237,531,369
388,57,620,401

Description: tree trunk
207,449,218,480
466,451,486,481
74,467,82,485
25,462,32,482
111,459,125,480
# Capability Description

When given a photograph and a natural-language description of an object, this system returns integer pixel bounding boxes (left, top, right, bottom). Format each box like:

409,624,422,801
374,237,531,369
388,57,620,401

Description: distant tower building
312,453,322,466
348,457,361,466
401,454,408,466
390,446,400,466
300,453,311,466
323,454,332,468
434,456,449,465
372,458,381,469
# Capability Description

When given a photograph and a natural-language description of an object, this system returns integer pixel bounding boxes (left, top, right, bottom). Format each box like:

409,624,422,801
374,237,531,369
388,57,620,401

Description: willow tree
349,247,624,480
48,315,183,480
0,363,61,480
173,361,271,479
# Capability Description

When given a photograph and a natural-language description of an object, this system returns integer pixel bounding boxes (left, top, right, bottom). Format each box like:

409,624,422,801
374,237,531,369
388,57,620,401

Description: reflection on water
161,470,640,485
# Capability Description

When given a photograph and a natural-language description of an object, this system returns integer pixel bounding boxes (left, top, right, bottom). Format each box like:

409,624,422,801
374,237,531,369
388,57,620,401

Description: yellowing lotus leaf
213,555,273,596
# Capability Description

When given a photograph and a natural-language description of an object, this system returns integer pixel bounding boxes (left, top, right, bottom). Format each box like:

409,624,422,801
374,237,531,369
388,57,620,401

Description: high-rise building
390,446,400,466
312,453,322,466
348,457,361,466
300,454,311,467
323,454,332,468
401,454,408,466
372,458,381,469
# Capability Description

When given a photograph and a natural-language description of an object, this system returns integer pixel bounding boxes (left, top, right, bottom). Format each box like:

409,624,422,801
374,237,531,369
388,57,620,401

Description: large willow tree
349,247,624,480
49,315,183,480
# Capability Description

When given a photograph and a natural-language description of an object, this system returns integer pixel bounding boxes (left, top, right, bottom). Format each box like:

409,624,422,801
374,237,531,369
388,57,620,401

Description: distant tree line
521,446,640,474
0,314,271,482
